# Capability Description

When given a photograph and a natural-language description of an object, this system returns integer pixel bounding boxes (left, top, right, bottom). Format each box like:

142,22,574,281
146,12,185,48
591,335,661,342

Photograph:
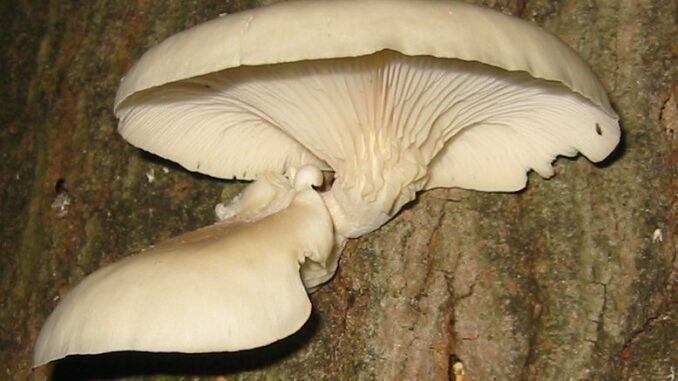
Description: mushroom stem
302,174,421,290
321,187,386,238
321,179,416,239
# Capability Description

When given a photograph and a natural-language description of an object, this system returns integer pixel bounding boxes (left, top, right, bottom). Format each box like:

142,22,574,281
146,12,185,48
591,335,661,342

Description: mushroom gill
117,50,619,237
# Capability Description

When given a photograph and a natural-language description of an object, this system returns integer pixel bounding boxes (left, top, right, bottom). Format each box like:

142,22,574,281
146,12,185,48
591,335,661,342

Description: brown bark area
0,0,674,380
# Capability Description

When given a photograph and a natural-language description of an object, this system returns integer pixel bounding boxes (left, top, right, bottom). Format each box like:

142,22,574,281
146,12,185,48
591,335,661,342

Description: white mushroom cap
33,177,334,366
115,0,614,115
115,0,620,237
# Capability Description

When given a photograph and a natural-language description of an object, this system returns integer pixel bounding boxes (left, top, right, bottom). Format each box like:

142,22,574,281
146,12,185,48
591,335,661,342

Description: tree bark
0,1,674,380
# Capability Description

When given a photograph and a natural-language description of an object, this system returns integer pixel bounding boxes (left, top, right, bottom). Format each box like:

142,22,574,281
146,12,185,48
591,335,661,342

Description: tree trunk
0,1,674,380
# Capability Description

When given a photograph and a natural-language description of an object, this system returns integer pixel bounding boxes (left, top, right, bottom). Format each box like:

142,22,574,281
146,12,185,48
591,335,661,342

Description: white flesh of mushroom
33,166,333,366
118,51,619,239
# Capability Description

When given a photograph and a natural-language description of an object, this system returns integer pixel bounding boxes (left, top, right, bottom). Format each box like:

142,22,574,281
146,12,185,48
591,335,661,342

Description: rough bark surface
0,1,675,380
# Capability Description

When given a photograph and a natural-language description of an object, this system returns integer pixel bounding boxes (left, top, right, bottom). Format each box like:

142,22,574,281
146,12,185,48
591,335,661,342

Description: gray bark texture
0,0,675,380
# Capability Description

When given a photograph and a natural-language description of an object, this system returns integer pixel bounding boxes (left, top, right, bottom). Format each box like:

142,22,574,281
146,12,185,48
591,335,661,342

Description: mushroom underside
118,50,620,236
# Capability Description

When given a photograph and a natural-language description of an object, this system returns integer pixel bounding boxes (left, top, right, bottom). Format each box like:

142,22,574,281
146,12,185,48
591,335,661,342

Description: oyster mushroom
115,0,619,239
34,0,621,366
34,167,332,366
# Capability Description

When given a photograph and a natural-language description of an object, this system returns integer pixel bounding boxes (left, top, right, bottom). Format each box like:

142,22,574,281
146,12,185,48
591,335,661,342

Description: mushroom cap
115,0,613,115
33,184,334,366
115,0,620,233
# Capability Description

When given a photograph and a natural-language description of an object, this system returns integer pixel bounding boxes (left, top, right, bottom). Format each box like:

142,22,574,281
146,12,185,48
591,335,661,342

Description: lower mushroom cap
33,185,334,366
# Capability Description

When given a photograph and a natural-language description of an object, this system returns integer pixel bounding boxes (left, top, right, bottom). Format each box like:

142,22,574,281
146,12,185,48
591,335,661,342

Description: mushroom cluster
34,0,621,366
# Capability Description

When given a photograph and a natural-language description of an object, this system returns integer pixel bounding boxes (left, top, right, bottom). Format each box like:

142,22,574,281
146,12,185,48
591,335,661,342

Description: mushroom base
321,185,393,239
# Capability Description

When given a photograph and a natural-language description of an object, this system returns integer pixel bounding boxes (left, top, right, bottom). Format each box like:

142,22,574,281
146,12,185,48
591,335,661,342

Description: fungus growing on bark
34,167,332,365
34,0,621,366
